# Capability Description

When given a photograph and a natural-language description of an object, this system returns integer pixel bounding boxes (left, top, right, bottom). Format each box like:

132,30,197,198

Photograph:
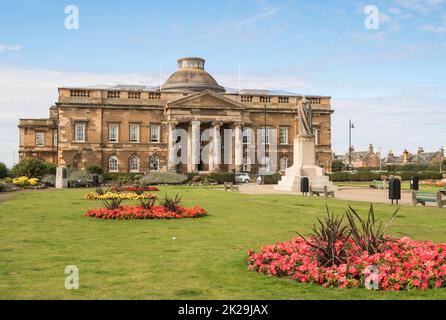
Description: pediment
166,90,245,110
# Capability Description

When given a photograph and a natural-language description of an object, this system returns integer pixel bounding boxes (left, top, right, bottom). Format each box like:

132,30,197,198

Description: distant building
384,147,445,166
334,144,381,169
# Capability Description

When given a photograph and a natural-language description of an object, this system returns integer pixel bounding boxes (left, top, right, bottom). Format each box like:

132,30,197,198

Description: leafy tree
331,160,343,172
87,165,104,175
0,162,8,179
11,158,54,179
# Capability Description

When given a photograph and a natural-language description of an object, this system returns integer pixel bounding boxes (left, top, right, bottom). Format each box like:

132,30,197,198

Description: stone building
384,147,445,166
345,144,381,168
18,57,334,174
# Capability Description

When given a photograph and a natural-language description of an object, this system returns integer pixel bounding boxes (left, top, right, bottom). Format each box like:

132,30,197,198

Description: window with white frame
129,155,139,172
150,124,160,143
35,132,45,147
149,155,160,172
279,127,289,145
75,122,86,142
129,124,140,143
109,123,119,143
280,157,288,172
243,127,252,145
108,155,119,172
259,127,273,145
313,128,321,145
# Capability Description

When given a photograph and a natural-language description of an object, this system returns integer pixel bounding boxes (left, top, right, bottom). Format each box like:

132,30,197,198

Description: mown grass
335,181,442,192
1,186,446,300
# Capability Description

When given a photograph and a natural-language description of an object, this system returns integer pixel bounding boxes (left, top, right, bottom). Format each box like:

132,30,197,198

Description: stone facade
18,57,334,174
345,144,381,168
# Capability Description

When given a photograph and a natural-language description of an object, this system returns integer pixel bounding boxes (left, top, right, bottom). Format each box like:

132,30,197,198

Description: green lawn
1,186,446,300
335,181,442,192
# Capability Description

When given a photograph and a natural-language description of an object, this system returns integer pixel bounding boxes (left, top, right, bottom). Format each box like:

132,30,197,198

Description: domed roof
161,57,226,93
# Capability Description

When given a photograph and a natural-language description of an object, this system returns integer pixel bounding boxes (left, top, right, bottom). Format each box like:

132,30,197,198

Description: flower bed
84,205,207,220
111,186,159,192
85,192,156,200
420,180,446,187
248,237,446,291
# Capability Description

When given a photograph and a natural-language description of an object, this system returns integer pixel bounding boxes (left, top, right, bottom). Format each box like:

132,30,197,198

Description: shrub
13,176,29,186
0,182,6,192
418,171,443,180
0,162,8,179
87,165,104,175
261,173,282,185
209,172,235,184
328,172,350,182
11,158,54,179
395,171,418,181
42,174,56,187
139,173,188,185
331,160,344,172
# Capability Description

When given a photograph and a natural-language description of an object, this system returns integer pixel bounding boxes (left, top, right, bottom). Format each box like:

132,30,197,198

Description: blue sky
1,0,446,166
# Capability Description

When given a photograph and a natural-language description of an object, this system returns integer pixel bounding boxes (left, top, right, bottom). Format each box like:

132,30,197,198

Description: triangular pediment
166,90,245,110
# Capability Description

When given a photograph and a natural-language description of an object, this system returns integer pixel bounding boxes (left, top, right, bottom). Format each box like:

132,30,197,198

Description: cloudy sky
0,0,445,167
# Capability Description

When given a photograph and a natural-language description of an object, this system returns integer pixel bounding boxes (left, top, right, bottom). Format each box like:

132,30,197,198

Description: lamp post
348,119,355,170
379,146,382,172
263,103,267,176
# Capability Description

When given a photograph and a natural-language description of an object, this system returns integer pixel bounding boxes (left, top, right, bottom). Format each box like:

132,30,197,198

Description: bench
412,191,446,208
224,182,239,192
309,185,335,198
369,180,387,190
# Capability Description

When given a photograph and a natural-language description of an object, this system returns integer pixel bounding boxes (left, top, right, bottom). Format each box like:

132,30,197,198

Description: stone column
211,122,222,172
234,123,243,172
167,121,177,171
191,120,201,172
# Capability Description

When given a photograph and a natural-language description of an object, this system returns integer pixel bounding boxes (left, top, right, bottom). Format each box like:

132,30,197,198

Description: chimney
403,149,410,163
368,144,374,154
440,147,444,157
418,147,424,155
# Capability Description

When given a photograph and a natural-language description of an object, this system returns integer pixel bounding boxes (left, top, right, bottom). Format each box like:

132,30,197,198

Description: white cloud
332,96,446,155
0,44,21,53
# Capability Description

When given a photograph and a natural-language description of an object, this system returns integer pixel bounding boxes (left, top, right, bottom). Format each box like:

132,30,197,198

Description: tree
331,160,344,172
0,162,8,179
11,158,54,179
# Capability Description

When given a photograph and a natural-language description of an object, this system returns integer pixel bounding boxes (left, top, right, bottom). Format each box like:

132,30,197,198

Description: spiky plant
346,204,399,255
161,194,182,212
95,185,110,195
298,205,352,267
139,195,157,209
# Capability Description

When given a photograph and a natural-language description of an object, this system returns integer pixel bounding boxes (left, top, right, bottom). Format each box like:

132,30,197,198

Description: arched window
129,155,139,172
109,155,119,172
149,155,160,172
280,157,288,172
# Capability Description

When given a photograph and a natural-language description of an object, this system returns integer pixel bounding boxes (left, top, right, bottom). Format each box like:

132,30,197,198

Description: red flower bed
84,205,206,220
248,237,446,291
111,186,159,192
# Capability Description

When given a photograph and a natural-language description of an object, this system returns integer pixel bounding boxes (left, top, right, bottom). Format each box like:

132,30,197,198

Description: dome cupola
161,57,226,93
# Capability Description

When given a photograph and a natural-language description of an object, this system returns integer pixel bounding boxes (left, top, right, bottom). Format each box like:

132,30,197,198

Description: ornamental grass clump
346,204,398,255
297,205,351,267
161,193,182,213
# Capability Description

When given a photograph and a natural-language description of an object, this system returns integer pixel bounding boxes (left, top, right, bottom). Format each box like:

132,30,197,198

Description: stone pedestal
56,166,68,189
274,136,336,192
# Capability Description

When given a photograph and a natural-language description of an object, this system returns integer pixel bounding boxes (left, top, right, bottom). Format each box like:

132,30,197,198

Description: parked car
235,173,251,184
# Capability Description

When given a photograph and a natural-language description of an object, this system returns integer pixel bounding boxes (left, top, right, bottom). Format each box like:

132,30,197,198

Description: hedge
139,172,188,185
329,171,443,182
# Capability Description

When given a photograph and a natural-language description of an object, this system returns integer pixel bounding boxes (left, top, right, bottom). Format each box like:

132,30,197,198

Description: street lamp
348,119,355,170
379,146,382,172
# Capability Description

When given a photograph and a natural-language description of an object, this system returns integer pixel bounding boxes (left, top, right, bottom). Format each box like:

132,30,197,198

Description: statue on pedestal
297,96,313,138
274,95,337,193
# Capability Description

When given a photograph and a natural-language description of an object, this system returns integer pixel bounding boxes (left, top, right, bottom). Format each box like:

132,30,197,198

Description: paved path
237,183,415,206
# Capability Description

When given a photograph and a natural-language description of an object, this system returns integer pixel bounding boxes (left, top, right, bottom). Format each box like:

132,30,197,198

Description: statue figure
297,96,313,137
